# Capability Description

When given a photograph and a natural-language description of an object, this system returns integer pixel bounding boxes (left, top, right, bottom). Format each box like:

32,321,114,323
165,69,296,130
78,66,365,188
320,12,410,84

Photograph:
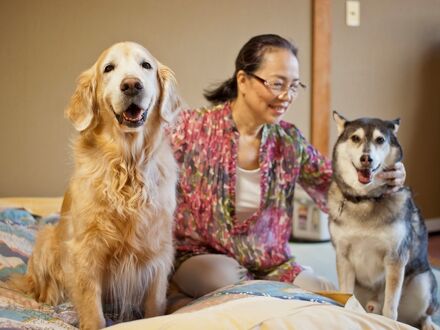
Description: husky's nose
120,77,143,96
360,154,373,166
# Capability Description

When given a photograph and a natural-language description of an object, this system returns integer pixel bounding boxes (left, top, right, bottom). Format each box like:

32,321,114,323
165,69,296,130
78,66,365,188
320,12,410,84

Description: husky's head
332,111,402,196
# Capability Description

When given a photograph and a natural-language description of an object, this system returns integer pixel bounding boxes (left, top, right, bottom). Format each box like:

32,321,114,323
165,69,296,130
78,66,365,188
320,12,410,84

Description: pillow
107,280,415,330
176,279,347,314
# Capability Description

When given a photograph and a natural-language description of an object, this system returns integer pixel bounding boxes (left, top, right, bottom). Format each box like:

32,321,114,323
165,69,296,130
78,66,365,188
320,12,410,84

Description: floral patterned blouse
170,102,332,283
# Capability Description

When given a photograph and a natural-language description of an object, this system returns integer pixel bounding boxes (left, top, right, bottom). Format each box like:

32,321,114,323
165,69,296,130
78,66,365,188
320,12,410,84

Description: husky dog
328,112,439,329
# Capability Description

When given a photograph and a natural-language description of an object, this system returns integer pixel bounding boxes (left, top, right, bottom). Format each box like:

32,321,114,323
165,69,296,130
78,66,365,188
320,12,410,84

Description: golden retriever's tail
7,268,65,305
6,224,66,305
6,272,36,295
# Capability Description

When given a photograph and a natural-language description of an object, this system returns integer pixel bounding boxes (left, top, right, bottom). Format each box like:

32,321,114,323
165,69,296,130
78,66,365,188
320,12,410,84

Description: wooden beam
312,0,331,156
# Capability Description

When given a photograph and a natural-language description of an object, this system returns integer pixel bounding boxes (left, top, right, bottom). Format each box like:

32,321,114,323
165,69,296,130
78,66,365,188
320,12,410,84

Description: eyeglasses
247,72,306,96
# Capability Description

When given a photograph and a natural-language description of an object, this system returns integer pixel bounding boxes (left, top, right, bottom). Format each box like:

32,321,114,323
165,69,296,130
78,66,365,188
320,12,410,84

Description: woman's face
239,48,300,125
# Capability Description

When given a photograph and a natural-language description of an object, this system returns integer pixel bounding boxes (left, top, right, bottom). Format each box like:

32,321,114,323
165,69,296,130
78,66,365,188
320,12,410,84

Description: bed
0,197,420,329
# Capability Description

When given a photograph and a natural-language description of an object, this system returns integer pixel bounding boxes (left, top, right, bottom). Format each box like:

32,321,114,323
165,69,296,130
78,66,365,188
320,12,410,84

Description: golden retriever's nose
120,77,143,96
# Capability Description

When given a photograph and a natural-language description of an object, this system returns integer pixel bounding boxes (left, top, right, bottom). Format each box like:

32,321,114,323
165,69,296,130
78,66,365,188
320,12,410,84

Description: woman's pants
167,254,337,313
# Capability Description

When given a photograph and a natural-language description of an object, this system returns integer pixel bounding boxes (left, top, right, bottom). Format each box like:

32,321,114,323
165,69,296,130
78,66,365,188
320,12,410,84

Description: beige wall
1,0,439,219
0,0,311,197
331,0,440,218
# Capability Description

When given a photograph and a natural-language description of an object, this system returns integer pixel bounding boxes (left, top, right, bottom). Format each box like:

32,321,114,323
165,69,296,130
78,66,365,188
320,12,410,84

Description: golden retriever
9,42,180,329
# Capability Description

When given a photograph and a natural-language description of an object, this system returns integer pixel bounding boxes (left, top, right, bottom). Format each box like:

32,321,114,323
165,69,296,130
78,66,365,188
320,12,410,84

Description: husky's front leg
335,243,356,293
382,256,406,320
336,256,356,292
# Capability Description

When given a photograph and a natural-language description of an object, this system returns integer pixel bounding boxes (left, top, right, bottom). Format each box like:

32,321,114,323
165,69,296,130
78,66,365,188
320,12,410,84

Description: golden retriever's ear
157,62,181,123
65,67,96,131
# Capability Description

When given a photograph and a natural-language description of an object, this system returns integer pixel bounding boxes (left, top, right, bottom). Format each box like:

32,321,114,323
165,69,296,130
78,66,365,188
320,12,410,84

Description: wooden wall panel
312,0,331,156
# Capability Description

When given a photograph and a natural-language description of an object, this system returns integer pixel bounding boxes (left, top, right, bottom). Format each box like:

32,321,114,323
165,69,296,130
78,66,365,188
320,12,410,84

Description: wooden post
312,0,331,156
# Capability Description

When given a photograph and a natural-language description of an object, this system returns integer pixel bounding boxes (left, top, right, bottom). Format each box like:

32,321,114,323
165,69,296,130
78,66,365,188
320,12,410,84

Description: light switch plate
346,0,360,27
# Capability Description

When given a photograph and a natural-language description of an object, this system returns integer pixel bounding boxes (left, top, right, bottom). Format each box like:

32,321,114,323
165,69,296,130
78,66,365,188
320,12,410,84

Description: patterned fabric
0,208,79,329
170,102,332,282
0,283,78,329
0,209,121,328
184,280,345,309
0,209,38,281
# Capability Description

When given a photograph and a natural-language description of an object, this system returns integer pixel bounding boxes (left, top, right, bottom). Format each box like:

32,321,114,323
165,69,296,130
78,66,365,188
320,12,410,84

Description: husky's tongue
357,169,372,184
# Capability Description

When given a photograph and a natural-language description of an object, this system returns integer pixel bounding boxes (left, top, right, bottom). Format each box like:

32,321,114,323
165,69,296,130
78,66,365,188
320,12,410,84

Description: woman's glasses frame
247,72,306,96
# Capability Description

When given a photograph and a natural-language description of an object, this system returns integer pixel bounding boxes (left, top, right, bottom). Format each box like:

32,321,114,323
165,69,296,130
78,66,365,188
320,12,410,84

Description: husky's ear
333,111,347,136
157,62,181,123
65,66,96,131
388,118,400,135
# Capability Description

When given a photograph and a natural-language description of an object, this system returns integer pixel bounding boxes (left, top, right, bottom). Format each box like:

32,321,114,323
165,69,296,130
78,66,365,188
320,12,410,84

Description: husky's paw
365,300,381,314
421,316,440,330
382,305,398,320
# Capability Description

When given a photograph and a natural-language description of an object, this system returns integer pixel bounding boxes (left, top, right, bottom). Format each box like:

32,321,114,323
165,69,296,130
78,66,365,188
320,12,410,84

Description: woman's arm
297,136,333,213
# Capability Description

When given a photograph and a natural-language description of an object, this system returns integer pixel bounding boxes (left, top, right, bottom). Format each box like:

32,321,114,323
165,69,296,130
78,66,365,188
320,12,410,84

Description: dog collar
337,193,385,218
341,193,384,203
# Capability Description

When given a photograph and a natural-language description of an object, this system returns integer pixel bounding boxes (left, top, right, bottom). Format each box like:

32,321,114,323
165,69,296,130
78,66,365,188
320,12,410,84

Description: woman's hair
204,34,298,104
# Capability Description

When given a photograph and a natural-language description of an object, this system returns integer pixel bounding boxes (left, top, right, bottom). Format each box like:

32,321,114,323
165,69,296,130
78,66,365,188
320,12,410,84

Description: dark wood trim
312,0,331,156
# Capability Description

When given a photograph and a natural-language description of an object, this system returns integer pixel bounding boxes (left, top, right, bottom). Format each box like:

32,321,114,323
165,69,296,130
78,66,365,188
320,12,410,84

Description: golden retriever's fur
9,42,180,329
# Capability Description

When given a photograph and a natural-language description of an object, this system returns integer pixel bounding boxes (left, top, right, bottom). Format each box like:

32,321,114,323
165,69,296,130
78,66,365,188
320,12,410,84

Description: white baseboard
426,217,440,233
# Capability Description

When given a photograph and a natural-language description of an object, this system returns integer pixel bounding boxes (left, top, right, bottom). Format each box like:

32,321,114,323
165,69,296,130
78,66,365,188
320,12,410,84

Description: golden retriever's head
66,42,179,133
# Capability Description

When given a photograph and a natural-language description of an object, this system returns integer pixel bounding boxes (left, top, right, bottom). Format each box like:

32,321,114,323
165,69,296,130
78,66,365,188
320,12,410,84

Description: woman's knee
172,254,246,298
293,269,337,292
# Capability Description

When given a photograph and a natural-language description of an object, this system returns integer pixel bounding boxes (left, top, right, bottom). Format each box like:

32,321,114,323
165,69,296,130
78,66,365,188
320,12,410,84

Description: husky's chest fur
328,182,410,288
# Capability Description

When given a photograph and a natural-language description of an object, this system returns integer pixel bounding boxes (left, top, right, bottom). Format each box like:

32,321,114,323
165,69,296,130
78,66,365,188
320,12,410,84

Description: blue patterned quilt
0,208,81,328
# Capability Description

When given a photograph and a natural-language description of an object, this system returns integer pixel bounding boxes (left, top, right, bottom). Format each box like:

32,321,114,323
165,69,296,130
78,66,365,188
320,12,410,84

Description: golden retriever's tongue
123,104,143,121
358,169,372,184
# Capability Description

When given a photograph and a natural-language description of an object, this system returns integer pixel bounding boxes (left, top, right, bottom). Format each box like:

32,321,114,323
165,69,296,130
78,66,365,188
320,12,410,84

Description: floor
292,234,440,285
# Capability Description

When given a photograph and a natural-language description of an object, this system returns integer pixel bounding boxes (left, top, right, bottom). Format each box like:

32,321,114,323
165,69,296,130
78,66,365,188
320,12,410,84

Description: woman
168,34,405,307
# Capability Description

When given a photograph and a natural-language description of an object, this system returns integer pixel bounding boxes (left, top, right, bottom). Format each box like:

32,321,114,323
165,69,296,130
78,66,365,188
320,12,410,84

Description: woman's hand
378,162,406,194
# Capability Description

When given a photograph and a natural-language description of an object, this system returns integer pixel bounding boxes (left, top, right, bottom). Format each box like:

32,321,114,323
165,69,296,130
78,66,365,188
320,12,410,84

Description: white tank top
235,166,261,222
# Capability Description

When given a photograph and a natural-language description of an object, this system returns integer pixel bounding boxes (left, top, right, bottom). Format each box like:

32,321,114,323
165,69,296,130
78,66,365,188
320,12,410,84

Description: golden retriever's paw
79,316,106,330
144,301,167,318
